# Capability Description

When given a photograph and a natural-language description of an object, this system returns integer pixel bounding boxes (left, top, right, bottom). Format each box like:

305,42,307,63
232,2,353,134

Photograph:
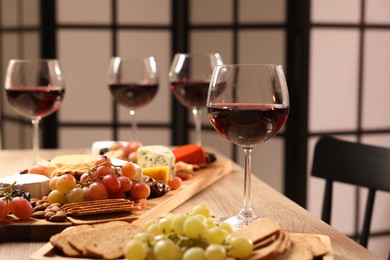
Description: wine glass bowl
169,53,223,145
107,56,159,140
4,59,65,162
207,64,289,228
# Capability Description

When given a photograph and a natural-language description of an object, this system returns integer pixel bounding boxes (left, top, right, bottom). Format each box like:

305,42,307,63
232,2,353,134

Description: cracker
49,154,98,178
274,237,313,260
50,154,98,166
234,218,281,244
253,232,279,250
66,221,130,257
289,233,329,257
85,224,144,259
50,224,93,257
248,231,285,259
62,199,141,216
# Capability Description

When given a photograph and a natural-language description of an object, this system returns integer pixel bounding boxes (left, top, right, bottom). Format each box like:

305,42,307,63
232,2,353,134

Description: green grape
66,187,84,203
49,176,58,190
205,226,226,244
47,190,66,204
56,174,77,193
158,217,173,234
124,239,147,260
145,219,156,230
203,218,217,229
146,246,158,260
192,214,207,223
183,216,206,239
205,244,226,260
218,222,234,234
147,223,163,235
182,247,207,260
171,214,188,235
191,204,210,218
153,239,180,260
134,231,151,244
228,235,253,258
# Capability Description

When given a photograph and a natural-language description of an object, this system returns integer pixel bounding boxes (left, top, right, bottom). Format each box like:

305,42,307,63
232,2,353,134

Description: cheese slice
137,145,175,179
0,173,50,198
142,166,170,183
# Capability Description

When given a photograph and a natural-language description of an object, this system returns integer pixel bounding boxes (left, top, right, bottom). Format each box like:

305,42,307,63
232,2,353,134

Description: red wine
170,80,210,108
6,86,65,120
109,83,158,108
208,103,289,146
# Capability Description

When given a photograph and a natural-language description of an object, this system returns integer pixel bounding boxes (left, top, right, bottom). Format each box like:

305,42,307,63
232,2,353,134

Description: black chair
311,135,390,247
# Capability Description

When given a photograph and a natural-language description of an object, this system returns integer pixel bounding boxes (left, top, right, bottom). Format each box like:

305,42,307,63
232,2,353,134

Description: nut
32,211,46,219
48,212,67,222
48,205,60,212
35,200,45,206
44,211,56,219
33,204,47,212
48,203,62,208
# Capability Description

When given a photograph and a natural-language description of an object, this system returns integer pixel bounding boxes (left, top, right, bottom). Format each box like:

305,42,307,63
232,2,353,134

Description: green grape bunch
124,204,253,260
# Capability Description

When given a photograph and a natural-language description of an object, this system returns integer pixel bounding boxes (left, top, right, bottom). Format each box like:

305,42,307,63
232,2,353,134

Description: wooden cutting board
0,151,232,242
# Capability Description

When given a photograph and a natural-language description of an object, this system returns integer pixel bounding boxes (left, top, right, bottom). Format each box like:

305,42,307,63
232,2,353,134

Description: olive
149,181,170,198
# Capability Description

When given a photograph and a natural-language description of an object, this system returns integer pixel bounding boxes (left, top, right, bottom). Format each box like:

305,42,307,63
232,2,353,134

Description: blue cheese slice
136,145,175,178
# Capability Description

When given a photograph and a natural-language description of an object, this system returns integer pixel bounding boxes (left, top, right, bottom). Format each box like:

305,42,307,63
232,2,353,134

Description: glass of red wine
4,59,66,162
207,64,289,228
169,53,223,145
107,56,159,140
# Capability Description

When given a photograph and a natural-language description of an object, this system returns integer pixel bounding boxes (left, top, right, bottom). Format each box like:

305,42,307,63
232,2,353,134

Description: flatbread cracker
234,218,281,244
289,233,329,257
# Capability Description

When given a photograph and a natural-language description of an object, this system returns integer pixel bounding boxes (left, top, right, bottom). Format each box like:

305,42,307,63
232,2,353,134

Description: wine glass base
217,209,260,230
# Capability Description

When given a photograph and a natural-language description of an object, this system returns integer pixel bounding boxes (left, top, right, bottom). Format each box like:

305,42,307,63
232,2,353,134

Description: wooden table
0,149,380,260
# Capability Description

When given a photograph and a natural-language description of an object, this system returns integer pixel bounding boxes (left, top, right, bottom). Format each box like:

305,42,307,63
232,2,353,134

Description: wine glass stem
192,107,202,145
130,109,137,140
32,119,40,163
242,146,254,214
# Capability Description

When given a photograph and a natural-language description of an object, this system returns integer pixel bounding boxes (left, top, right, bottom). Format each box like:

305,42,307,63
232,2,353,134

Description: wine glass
207,64,289,228
4,59,66,163
107,56,159,140
169,53,223,145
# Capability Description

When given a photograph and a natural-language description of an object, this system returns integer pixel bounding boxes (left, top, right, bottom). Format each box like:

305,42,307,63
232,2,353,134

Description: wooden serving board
0,151,232,242
30,233,333,260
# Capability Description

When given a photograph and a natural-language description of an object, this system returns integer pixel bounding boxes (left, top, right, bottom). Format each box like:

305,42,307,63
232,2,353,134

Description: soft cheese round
0,173,50,198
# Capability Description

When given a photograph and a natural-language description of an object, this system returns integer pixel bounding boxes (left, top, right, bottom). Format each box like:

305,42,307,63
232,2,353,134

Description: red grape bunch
47,155,151,205
0,183,34,221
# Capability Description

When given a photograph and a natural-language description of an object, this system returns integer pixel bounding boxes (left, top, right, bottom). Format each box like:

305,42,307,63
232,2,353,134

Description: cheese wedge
137,145,175,179
0,173,50,198
173,144,206,165
142,166,170,183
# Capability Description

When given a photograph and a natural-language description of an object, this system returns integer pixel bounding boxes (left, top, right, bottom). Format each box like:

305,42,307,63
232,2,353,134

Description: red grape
89,182,108,200
95,155,112,166
80,171,100,184
118,176,132,192
168,176,182,190
128,141,142,152
103,174,121,193
131,182,150,199
9,197,33,220
97,165,114,177
0,198,10,222
121,162,137,179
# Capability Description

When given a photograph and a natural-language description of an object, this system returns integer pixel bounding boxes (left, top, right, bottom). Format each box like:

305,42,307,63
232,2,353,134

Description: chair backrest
311,135,390,247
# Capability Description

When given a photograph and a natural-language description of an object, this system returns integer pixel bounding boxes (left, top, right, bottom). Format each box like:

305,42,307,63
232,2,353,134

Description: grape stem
0,181,16,200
